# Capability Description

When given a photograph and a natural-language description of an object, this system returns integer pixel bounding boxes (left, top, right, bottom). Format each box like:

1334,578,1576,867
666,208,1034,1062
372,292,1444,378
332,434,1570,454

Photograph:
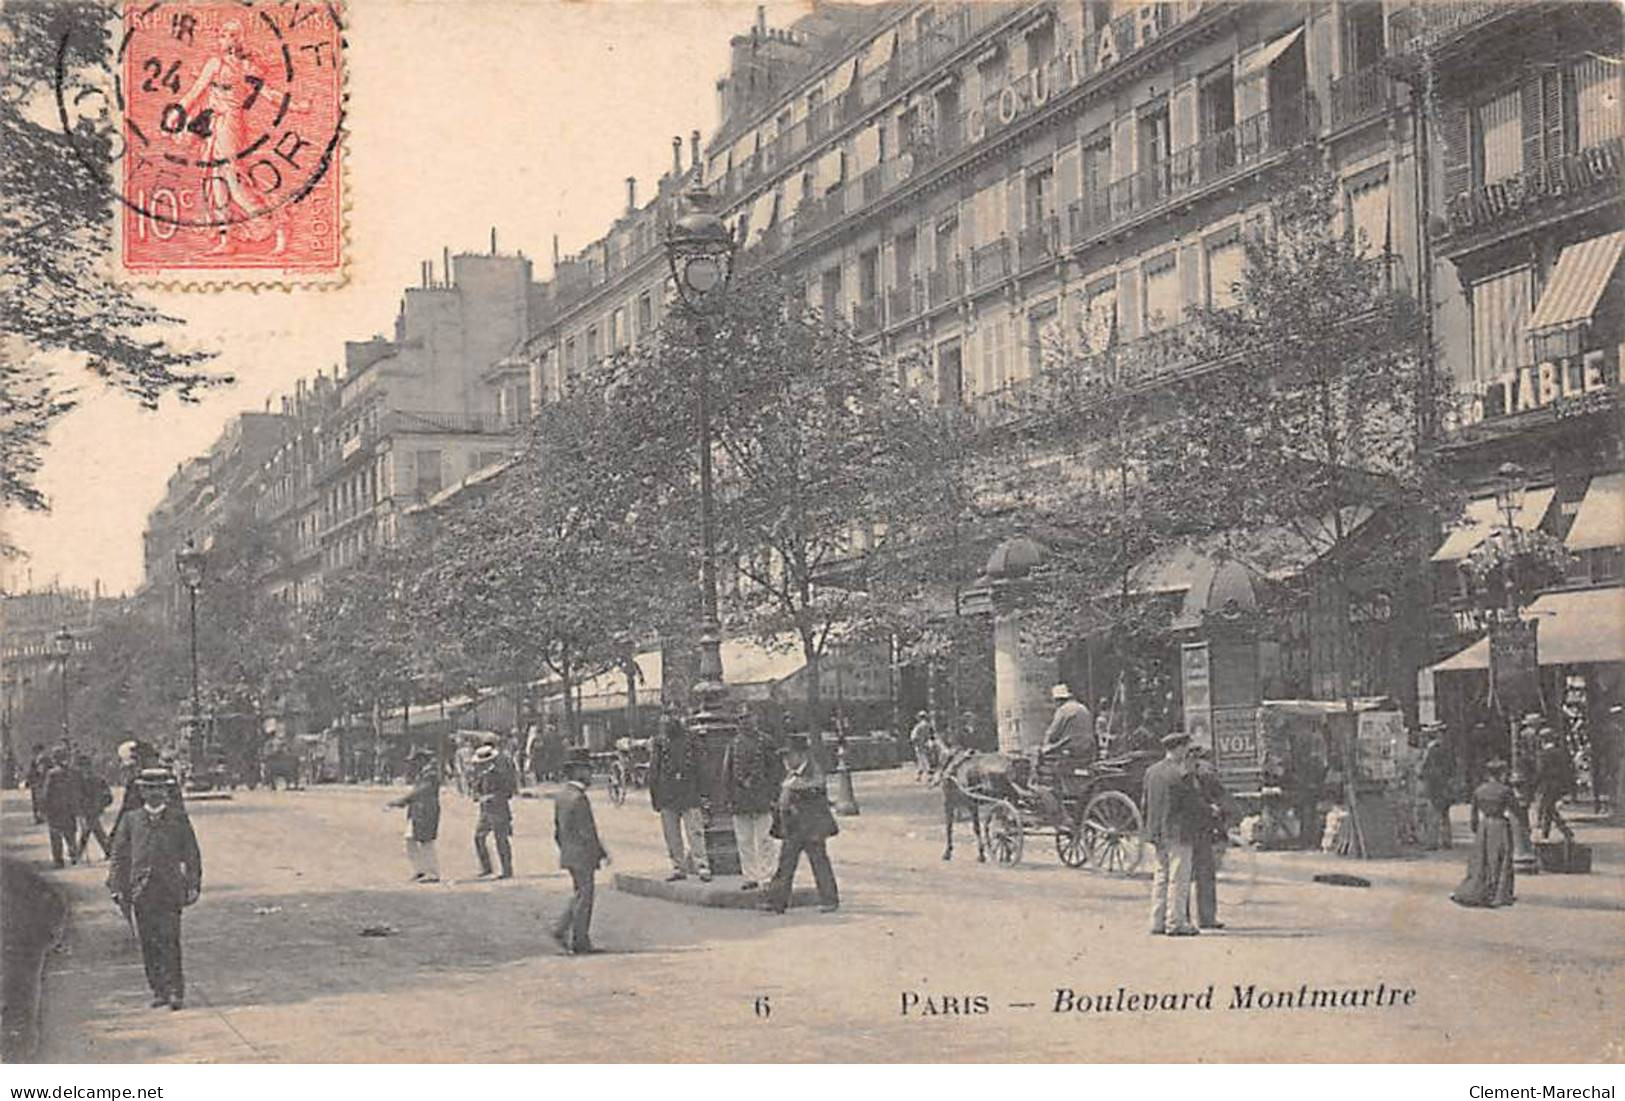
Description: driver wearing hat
1040,683,1096,772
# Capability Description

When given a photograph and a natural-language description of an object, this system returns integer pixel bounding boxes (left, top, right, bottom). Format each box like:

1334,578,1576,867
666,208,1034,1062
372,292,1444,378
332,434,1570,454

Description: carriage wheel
1083,790,1144,876
1055,813,1090,868
607,763,627,807
984,801,1024,866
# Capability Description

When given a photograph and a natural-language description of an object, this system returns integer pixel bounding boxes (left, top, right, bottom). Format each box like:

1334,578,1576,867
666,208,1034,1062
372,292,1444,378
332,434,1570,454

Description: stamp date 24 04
116,2,344,279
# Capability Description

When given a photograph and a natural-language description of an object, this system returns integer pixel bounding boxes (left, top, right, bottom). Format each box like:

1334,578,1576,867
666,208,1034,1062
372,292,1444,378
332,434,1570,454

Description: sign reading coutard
898,982,1420,1015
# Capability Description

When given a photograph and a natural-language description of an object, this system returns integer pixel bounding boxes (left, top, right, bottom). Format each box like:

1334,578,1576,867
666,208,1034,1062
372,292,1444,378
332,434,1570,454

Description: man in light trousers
722,710,783,890
1141,730,1201,936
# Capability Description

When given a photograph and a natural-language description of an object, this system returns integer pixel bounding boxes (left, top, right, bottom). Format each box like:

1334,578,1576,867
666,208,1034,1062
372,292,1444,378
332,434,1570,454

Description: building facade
1395,2,1623,758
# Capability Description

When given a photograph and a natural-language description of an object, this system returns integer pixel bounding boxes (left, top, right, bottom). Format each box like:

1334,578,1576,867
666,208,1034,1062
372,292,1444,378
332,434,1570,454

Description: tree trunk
560,654,577,745
623,649,639,739
803,640,827,769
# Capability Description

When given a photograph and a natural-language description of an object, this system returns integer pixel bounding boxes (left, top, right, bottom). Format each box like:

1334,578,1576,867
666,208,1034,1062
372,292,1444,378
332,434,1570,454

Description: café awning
1429,586,1625,672
1526,231,1625,341
1430,486,1556,562
1565,472,1625,551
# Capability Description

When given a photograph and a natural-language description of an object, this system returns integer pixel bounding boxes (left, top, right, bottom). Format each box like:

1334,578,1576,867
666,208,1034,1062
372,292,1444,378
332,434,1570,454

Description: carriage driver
1040,684,1097,776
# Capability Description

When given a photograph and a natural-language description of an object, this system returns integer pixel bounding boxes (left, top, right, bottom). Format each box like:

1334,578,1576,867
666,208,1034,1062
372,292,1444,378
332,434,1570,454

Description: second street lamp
53,625,73,743
176,538,207,763
664,178,740,875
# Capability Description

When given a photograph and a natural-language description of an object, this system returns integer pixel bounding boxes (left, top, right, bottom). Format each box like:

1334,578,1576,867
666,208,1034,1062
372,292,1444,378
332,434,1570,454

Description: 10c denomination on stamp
116,1,344,282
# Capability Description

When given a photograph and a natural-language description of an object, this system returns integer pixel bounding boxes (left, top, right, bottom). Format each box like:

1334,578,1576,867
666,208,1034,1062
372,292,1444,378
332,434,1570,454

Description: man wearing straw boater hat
552,747,609,954
107,767,203,1010
471,742,517,879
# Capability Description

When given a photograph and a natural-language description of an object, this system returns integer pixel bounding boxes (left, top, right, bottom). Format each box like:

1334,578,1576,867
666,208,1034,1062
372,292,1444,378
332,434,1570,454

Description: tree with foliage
419,379,691,741
1130,168,1445,702
615,273,944,732
1,2,220,548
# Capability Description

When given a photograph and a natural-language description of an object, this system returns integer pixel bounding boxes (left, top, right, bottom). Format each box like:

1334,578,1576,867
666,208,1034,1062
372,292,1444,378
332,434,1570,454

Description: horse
937,751,1034,862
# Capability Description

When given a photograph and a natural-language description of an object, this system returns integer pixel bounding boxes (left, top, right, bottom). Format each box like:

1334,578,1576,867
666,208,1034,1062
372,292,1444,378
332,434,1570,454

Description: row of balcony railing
310,410,515,478
1388,1,1508,55
1441,135,1623,240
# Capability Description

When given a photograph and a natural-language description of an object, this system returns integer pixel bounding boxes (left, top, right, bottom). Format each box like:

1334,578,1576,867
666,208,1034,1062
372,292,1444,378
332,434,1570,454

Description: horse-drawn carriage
940,746,1159,873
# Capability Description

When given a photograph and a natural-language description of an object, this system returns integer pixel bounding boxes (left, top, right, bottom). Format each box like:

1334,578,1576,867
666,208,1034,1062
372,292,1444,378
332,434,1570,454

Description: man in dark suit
386,747,441,882
1418,724,1455,849
107,768,202,1010
761,733,840,914
552,748,609,954
42,748,84,867
1534,730,1575,841
75,754,114,861
1187,745,1233,930
649,714,710,882
1142,731,1201,936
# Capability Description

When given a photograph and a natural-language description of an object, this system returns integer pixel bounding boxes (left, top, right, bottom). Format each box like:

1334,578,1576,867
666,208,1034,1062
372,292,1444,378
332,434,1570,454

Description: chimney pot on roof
690,130,701,175
626,176,637,214
443,247,451,288
490,226,497,255
672,136,683,175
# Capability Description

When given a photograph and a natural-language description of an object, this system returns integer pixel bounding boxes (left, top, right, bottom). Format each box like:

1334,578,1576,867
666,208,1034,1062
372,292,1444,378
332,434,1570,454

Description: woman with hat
1451,758,1517,908
761,733,840,914
386,746,441,883
107,767,202,1010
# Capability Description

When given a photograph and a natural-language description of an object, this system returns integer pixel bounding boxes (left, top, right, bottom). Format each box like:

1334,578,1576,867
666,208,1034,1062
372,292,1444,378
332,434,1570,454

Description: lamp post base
690,677,742,877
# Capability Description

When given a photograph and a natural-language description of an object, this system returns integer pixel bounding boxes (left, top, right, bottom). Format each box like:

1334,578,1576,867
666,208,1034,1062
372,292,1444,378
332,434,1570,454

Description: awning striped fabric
1527,230,1625,337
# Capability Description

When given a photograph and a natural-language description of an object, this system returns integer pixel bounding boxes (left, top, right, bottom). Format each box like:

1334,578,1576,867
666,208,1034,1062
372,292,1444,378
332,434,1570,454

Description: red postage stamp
115,2,345,281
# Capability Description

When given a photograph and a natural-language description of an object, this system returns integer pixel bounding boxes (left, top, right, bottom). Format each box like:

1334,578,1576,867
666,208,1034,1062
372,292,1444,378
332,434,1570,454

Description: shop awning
1565,472,1625,551
1430,486,1556,562
1526,231,1625,339
1238,26,1304,82
1430,586,1625,671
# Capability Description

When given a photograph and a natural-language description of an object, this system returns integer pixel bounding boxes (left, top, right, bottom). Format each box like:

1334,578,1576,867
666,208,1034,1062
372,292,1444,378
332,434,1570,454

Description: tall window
610,308,625,351
1027,302,1058,376
1471,266,1532,382
1206,232,1245,308
858,248,879,303
1084,280,1118,353
1475,88,1522,186
1574,55,1622,148
936,215,959,266
586,325,600,366
637,292,653,336
820,265,843,317
1346,170,1391,258
414,450,442,498
895,228,918,286
1025,167,1053,226
1139,101,1171,169
1143,254,1181,331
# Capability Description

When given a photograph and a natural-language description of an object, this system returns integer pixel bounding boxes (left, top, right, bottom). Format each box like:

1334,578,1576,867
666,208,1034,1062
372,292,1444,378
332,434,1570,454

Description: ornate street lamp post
175,539,207,761
664,179,741,873
53,625,73,743
1490,461,1541,871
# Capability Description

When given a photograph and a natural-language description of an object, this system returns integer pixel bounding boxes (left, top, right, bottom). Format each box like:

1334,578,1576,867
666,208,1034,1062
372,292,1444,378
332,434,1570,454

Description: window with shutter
1470,266,1532,383
1346,170,1391,258
1476,88,1522,187
1574,56,1620,148
1143,253,1181,331
1439,104,1472,202
1206,233,1245,308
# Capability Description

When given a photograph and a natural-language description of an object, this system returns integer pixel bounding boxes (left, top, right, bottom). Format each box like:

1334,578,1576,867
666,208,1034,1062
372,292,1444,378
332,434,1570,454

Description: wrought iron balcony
1329,63,1394,130
1390,2,1506,54
1441,135,1624,242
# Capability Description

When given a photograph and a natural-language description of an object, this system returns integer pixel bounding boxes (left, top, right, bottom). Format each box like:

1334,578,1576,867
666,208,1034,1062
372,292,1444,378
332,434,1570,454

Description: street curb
1,858,69,1064
612,872,819,909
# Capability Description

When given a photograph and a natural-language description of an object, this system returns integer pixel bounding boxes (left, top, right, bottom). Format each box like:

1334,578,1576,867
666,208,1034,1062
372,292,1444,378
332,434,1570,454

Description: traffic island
612,872,819,910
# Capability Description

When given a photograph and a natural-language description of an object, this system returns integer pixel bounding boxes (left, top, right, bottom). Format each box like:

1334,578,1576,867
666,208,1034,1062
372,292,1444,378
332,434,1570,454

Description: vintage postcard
2,0,1622,1078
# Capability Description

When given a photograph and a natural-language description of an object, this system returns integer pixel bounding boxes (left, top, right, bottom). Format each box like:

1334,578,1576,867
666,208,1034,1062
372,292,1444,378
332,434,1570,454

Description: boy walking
107,768,203,1010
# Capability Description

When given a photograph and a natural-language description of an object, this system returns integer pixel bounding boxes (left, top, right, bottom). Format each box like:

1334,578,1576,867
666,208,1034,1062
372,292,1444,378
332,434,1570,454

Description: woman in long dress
1451,758,1517,908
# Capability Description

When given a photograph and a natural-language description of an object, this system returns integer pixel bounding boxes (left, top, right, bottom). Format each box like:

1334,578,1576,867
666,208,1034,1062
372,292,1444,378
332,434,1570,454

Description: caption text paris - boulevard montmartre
899,982,1420,1017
